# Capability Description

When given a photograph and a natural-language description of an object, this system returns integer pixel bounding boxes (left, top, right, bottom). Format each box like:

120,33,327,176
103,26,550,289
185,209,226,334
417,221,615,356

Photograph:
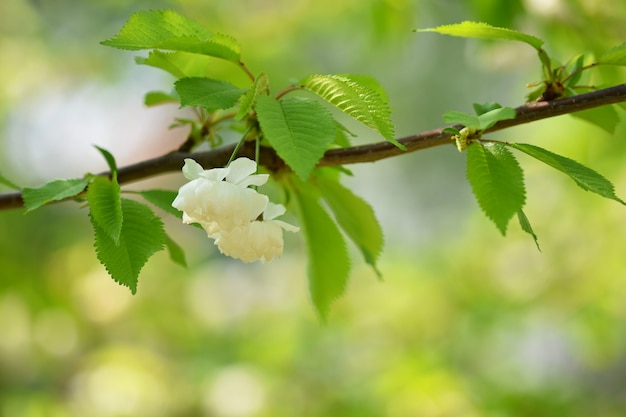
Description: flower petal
272,219,300,233
182,159,205,180
225,157,260,185
263,201,286,220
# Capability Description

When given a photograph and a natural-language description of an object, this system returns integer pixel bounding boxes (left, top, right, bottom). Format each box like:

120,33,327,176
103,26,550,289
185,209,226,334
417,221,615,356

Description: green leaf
101,9,241,62
316,174,384,278
175,77,246,112
255,96,336,180
294,184,350,321
598,42,626,66
569,105,620,134
144,91,179,106
87,176,123,245
443,110,480,128
136,50,213,78
22,178,88,212
473,102,503,116
0,172,20,190
235,73,269,121
415,21,544,51
476,107,516,130
506,143,626,205
140,189,181,219
92,198,165,294
164,233,187,267
466,142,526,235
302,74,404,150
94,146,118,178
517,210,541,252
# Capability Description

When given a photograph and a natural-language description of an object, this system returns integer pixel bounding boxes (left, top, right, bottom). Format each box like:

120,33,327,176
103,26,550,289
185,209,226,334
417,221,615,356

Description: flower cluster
172,157,299,263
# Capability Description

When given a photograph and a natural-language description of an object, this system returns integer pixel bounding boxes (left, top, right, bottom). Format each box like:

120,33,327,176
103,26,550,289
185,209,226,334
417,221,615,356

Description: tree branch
2,83,625,211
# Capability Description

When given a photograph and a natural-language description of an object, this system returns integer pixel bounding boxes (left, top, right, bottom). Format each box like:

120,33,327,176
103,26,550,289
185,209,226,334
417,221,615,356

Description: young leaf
476,107,516,130
92,198,165,294
466,142,526,235
101,9,241,62
294,184,350,321
164,233,187,267
140,189,181,219
443,110,480,128
506,143,626,205
415,21,544,51
136,50,212,79
175,77,246,112
517,210,541,251
87,176,123,245
473,102,503,116
255,95,336,180
598,42,626,66
94,146,118,178
316,174,384,278
569,106,619,134
0,172,20,190
235,73,269,121
22,178,88,212
302,74,404,150
144,91,179,107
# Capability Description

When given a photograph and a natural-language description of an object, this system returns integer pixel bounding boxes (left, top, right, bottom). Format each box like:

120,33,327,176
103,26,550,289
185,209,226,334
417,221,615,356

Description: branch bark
2,83,626,211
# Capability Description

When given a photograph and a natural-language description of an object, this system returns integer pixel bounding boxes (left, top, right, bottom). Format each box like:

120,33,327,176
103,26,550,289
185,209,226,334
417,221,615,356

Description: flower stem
227,126,253,166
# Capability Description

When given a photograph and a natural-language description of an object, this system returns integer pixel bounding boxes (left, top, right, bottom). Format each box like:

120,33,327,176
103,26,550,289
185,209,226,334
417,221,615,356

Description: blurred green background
1,0,626,416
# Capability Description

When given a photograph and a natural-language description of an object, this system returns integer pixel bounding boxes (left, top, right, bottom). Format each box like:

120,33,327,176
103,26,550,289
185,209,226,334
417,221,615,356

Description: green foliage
466,142,526,235
517,210,541,251
0,171,20,190
22,178,88,212
303,74,404,150
444,107,515,131
140,189,181,219
91,198,165,294
293,183,350,320
506,143,626,205
255,95,336,180
315,172,384,278
87,176,123,245
94,146,118,178
598,43,626,66
144,91,179,107
235,73,268,121
164,234,187,268
136,50,213,78
175,77,246,112
101,9,240,62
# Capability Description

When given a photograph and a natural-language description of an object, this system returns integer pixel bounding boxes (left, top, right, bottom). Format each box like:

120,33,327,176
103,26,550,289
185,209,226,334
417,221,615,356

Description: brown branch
1,83,626,211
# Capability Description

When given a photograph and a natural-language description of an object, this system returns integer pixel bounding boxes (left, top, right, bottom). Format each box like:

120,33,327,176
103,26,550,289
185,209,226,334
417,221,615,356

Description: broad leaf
598,43,626,66
175,77,246,112
517,210,541,251
144,91,179,106
415,21,544,50
164,233,187,267
235,73,268,121
92,198,165,294
294,184,350,321
22,178,88,212
507,143,626,205
477,107,516,130
443,111,480,129
101,9,241,62
302,74,404,150
466,142,526,234
255,95,336,180
136,50,213,78
0,172,20,190
140,189,181,219
569,106,620,134
316,174,384,278
87,176,123,245
473,102,503,116
94,146,118,178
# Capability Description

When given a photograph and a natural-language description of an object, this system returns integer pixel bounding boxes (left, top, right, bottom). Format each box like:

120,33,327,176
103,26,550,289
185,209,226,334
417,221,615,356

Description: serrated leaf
316,174,383,278
256,96,336,180
467,142,526,235
92,198,165,294
294,184,350,321
415,21,544,50
144,91,179,106
443,110,480,128
22,178,88,212
101,10,240,62
507,143,625,205
303,74,404,150
517,210,541,251
0,172,20,190
140,189,181,219
598,43,626,66
235,73,269,121
569,105,619,134
175,77,246,112
164,233,187,267
87,176,123,244
477,107,516,130
94,146,118,178
136,50,213,78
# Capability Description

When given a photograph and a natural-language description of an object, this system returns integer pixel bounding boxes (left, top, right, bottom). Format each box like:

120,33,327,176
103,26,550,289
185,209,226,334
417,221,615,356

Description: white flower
172,158,269,232
213,202,299,263
172,158,299,263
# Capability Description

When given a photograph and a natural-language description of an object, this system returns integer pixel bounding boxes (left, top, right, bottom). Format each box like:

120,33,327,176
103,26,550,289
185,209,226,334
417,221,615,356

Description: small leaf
92,198,165,294
569,105,619,134
235,73,268,121
415,21,544,51
164,233,187,267
473,102,503,116
144,91,179,106
101,9,241,62
303,74,404,150
0,172,20,190
255,95,336,180
466,142,526,235
94,146,118,178
564,54,586,88
175,77,246,112
136,50,212,78
507,143,625,205
140,189,181,219
443,110,480,128
598,42,626,66
476,107,516,130
22,178,88,212
87,176,123,244
316,173,384,278
294,183,350,321
517,210,541,251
